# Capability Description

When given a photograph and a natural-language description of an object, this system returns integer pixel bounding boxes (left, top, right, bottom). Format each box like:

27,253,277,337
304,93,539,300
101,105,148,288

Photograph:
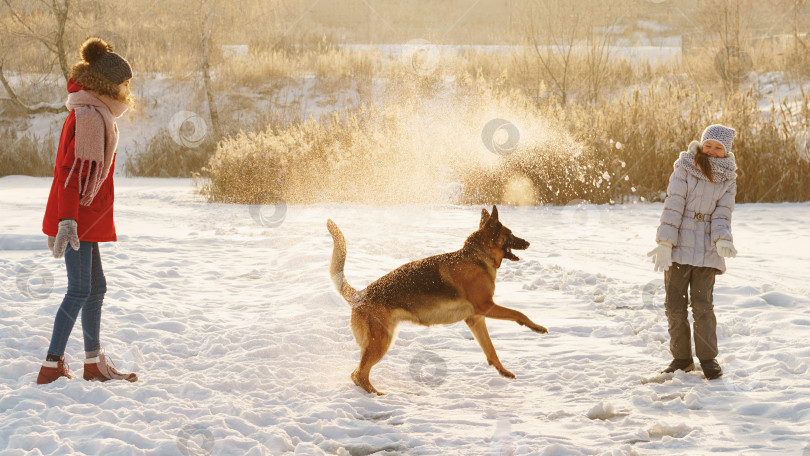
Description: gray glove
52,219,80,259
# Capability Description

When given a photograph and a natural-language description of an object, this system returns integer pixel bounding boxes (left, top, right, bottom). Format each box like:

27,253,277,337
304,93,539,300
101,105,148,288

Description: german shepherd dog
327,205,548,395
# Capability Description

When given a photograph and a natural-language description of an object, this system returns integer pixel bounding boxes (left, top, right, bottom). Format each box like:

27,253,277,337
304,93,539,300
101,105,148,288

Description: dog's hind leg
465,315,515,379
350,312,393,395
479,301,548,334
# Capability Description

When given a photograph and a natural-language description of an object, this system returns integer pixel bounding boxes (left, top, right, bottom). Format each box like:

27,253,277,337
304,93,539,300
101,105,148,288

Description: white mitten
52,219,80,259
716,239,737,258
647,241,673,272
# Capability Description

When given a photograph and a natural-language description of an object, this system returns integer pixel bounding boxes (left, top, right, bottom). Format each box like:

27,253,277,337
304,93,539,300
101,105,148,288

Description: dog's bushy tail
327,219,360,304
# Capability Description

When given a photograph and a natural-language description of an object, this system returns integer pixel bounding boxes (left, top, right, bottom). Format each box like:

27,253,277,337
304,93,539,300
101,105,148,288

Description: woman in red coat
38,38,137,384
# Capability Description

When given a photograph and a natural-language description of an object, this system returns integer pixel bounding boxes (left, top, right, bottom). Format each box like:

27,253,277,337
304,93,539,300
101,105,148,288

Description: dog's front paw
497,367,516,379
531,325,548,334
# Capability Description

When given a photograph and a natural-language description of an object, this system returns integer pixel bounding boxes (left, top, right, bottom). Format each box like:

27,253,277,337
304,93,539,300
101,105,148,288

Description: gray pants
664,262,718,360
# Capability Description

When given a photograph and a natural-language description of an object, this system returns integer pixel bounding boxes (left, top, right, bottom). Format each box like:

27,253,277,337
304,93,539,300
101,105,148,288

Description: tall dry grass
198,76,582,205
0,129,56,177
460,77,810,204
198,71,810,205
123,129,216,177
535,81,810,204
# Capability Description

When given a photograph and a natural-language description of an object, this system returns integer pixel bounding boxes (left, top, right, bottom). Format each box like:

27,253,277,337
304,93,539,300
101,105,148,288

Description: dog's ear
490,205,499,222
479,208,490,228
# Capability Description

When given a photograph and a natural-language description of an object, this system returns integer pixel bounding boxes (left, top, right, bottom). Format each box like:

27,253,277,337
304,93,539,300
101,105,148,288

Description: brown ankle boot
36,357,72,385
83,352,137,382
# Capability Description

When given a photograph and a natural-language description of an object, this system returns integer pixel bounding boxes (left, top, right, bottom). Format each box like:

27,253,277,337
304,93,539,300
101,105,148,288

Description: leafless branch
0,61,66,113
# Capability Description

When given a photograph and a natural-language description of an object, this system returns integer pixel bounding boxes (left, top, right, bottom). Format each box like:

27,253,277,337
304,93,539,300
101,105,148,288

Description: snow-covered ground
1,176,809,455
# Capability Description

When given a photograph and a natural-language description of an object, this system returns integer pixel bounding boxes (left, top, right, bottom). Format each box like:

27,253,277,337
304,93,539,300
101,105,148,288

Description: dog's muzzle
504,236,529,261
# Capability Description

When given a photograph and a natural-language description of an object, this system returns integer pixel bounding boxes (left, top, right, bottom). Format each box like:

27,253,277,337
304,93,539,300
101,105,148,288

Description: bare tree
583,11,624,104
0,0,71,113
521,0,580,106
790,0,809,77
697,0,755,92
198,3,223,142
3,0,71,80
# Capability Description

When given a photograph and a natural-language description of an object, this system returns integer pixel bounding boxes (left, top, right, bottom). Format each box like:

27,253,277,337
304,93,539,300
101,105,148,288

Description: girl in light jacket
648,124,739,380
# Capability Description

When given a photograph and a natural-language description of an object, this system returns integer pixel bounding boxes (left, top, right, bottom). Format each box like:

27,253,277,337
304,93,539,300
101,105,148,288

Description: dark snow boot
662,358,695,374
700,359,723,380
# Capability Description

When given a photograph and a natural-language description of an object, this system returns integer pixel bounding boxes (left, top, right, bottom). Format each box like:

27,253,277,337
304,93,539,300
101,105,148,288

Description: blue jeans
47,241,106,356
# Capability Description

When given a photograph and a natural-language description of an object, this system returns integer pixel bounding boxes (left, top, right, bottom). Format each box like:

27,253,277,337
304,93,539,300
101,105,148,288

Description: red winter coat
42,80,117,242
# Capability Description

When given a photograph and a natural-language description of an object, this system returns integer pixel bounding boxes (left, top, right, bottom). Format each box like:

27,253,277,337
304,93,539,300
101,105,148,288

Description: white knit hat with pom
701,124,737,154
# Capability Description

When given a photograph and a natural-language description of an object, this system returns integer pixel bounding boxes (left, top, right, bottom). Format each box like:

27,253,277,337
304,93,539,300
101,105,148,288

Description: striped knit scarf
64,90,128,206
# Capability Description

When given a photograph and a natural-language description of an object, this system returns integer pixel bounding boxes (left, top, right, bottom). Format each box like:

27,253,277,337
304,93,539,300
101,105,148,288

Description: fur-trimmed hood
70,61,126,101
68,38,132,103
674,140,737,183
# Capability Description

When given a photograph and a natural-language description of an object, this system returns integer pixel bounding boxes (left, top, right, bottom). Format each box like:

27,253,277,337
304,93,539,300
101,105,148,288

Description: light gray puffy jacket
656,141,737,274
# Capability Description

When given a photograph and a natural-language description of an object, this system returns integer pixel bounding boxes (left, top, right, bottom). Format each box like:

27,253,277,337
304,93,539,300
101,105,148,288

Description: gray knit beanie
700,124,737,155
82,38,132,85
